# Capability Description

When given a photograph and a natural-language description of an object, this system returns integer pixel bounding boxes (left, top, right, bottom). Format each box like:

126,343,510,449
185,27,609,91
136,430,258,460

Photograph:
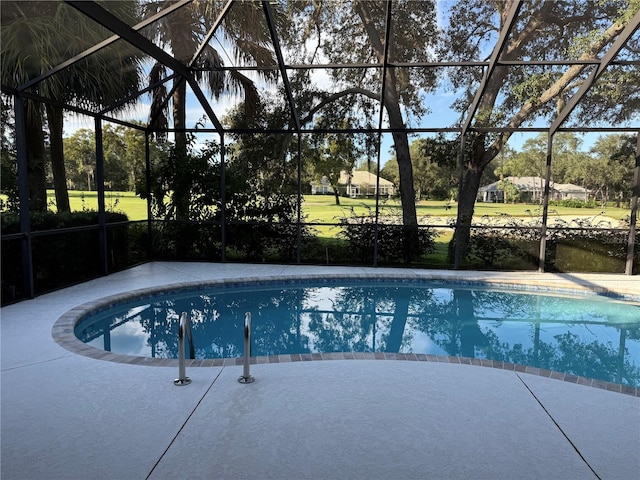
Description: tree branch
484,17,628,164
301,87,379,125
353,1,385,62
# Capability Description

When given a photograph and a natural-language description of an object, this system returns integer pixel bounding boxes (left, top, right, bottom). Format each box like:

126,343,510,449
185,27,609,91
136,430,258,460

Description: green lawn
303,194,630,223
47,190,149,221
45,190,631,225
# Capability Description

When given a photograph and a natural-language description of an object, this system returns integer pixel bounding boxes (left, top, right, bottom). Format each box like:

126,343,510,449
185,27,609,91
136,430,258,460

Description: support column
538,132,553,273
453,133,466,269
625,132,639,275
145,132,153,258
220,132,226,261
296,134,302,264
95,116,108,274
14,93,34,298
373,133,382,267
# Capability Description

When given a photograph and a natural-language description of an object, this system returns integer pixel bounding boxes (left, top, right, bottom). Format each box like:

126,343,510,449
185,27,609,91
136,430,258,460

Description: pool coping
52,273,640,397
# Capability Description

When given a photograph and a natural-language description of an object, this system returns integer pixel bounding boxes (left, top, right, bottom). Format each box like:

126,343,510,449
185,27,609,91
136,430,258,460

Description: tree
144,0,275,221
497,179,521,204
495,138,548,180
495,133,592,186
588,134,637,205
280,0,440,259
119,123,150,192
383,135,459,201
441,0,640,264
223,99,299,200
100,123,151,192
139,97,310,260
1,1,142,213
548,134,590,186
309,130,363,205
0,97,18,212
63,129,96,191
64,125,166,194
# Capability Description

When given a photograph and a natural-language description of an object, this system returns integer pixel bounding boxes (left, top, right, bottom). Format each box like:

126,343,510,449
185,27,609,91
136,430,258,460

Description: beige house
553,183,590,201
478,176,547,203
340,170,394,197
311,170,395,197
478,176,590,203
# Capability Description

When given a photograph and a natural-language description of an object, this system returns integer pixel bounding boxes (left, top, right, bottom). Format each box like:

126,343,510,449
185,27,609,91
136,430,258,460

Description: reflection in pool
75,280,640,386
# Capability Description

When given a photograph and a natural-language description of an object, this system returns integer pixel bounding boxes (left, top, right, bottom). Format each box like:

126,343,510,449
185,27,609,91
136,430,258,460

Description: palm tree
143,0,277,221
1,1,143,213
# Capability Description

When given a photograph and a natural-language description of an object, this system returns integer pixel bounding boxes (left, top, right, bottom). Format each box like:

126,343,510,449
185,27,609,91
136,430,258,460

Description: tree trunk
170,79,194,259
454,289,484,358
393,133,420,262
24,102,47,213
386,88,419,261
385,293,409,352
172,79,190,221
45,104,71,213
451,157,484,267
333,189,341,205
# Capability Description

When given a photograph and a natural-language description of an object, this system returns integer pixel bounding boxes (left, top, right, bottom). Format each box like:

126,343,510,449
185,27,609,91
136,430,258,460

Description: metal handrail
184,312,195,360
238,312,255,384
174,311,193,386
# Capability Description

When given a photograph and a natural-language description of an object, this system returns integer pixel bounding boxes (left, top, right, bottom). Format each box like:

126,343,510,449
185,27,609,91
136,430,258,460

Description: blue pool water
75,279,640,386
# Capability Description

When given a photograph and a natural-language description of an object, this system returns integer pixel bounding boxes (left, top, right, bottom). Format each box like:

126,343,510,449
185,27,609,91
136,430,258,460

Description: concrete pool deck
1,262,639,479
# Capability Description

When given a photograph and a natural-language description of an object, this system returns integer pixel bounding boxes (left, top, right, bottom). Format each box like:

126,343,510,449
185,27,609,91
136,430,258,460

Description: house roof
480,177,590,194
554,183,589,193
339,170,394,186
480,176,550,192
504,177,550,190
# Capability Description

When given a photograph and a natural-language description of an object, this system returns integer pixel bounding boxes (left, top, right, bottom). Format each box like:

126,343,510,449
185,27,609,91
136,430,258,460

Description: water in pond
75,280,640,386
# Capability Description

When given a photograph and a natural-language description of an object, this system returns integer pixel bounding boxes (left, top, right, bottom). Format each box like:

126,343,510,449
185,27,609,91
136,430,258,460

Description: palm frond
227,70,261,121
1,1,143,111
195,45,225,99
149,62,169,140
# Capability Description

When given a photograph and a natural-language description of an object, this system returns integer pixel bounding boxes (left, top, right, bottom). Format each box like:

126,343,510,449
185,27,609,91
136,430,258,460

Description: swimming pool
68,276,640,387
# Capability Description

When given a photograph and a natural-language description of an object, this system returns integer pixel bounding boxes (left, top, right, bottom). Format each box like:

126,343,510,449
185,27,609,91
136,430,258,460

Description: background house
311,176,334,195
478,176,546,203
553,183,590,201
311,170,395,197
477,181,504,203
478,176,589,203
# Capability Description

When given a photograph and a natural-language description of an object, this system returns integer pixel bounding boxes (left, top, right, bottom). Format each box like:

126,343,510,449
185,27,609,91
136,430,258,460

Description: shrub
338,206,438,263
1,210,132,303
461,214,636,272
548,199,597,209
226,221,305,262
1,210,128,233
464,215,540,269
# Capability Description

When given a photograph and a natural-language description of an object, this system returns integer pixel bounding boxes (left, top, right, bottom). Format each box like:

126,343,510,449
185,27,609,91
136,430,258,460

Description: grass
303,194,630,220
43,190,631,225
47,190,149,221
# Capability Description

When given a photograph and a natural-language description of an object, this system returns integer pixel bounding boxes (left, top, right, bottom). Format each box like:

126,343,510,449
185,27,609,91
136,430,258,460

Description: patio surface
1,262,639,480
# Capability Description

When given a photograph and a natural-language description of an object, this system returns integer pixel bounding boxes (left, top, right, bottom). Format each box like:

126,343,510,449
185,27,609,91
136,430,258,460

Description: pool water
75,280,640,386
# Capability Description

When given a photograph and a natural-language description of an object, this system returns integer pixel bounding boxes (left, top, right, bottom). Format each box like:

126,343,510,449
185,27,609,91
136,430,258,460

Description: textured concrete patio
2,262,639,479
